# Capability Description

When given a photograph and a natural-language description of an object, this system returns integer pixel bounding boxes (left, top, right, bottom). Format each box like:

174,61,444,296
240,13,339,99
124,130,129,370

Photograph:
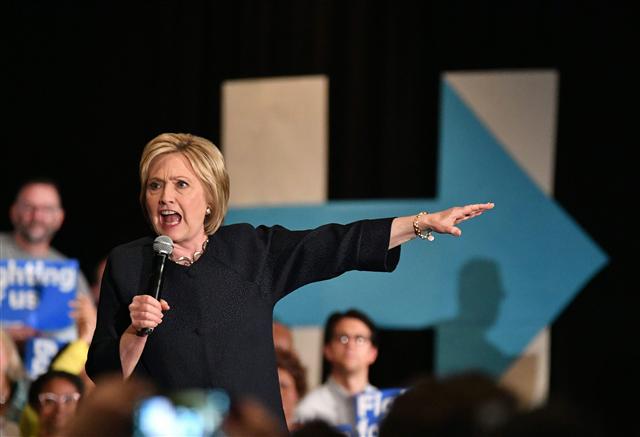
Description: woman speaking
86,132,494,431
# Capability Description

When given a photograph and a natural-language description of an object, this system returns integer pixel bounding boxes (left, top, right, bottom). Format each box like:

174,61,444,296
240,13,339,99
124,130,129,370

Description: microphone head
153,235,174,255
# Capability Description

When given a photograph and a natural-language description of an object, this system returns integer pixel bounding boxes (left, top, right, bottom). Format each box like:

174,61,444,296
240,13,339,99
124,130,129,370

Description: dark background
5,1,634,433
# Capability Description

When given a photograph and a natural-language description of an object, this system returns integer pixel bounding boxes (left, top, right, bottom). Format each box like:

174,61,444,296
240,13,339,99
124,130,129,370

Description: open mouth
159,209,182,226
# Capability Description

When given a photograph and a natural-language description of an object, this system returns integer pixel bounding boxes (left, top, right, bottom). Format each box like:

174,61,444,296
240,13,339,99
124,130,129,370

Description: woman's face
38,377,81,434
278,367,299,429
145,152,209,247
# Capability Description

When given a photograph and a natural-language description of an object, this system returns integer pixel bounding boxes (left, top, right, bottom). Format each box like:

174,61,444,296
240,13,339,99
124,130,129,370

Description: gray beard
18,227,55,245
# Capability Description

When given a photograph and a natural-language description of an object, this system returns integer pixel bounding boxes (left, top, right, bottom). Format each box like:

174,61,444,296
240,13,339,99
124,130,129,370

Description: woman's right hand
128,295,170,332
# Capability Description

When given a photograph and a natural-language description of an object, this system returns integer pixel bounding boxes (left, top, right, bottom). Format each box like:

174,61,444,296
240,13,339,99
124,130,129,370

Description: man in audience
295,309,379,430
0,178,92,345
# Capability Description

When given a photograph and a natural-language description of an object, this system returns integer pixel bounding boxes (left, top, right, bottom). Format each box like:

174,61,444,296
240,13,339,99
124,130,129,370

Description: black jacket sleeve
254,217,401,303
85,254,134,381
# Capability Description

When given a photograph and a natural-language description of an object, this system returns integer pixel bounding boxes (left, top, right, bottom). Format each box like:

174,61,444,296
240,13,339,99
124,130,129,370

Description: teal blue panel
225,80,607,376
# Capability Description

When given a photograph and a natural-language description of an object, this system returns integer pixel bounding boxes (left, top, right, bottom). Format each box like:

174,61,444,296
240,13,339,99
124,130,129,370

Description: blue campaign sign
24,336,68,380
0,259,78,330
353,388,404,437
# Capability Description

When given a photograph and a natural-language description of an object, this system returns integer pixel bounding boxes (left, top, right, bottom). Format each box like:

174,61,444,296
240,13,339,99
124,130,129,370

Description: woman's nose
159,185,175,203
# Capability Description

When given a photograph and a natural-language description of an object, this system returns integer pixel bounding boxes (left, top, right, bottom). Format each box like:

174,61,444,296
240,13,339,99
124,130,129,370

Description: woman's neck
170,235,209,266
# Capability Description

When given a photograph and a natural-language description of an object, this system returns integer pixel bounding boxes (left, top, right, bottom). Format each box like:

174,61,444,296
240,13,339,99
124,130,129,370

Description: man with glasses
295,309,379,430
0,178,92,345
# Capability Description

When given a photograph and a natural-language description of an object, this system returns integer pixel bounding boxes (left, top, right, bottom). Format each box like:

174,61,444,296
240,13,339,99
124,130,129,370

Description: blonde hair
139,133,230,235
0,328,26,382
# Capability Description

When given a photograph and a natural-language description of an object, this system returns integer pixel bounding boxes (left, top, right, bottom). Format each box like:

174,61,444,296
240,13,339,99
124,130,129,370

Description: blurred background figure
51,292,97,394
61,375,156,437
276,347,308,432
378,371,518,437
222,398,288,437
296,309,379,430
2,323,97,437
1,178,92,346
0,329,28,436
26,370,84,437
16,293,99,437
273,320,295,354
291,419,347,437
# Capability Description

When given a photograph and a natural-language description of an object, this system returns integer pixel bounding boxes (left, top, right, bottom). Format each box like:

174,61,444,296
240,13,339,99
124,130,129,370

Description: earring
206,207,211,215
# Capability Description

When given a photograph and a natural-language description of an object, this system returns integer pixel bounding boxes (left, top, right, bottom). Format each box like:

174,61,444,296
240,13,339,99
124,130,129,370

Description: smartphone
133,389,230,437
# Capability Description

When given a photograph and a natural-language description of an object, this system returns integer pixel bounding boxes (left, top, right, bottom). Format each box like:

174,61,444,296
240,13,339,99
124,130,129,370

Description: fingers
129,295,169,330
426,202,493,236
452,202,494,223
159,299,171,311
454,210,483,224
461,202,494,215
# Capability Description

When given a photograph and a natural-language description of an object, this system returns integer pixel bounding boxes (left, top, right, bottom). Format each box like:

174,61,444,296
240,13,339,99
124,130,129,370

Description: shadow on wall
436,258,514,377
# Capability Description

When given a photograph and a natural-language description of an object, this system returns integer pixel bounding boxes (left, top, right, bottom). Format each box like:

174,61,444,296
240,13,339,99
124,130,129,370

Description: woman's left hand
423,202,495,237
389,202,494,249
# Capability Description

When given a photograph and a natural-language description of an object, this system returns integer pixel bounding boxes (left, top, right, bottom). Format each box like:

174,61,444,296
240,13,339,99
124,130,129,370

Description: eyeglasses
38,392,81,407
334,334,371,346
16,203,61,215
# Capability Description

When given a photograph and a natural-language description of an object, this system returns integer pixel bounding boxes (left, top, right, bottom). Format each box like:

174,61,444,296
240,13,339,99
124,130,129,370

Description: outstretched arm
389,202,494,249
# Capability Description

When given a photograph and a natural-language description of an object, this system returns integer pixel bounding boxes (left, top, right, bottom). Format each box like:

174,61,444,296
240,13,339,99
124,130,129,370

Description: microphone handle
150,252,168,300
137,253,168,337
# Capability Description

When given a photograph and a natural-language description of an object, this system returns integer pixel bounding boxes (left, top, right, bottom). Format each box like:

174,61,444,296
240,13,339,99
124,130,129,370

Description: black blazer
86,218,400,429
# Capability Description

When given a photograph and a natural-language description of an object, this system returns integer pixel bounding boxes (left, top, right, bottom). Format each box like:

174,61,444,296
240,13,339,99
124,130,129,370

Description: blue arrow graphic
225,80,607,376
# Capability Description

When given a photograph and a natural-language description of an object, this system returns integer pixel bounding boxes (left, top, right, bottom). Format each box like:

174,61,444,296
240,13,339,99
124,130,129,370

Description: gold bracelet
413,211,434,241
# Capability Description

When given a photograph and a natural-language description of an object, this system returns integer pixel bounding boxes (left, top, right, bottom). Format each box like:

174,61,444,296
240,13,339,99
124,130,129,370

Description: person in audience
295,308,379,430
27,370,84,437
0,329,28,436
378,371,518,437
276,347,308,431
273,320,295,353
16,294,98,437
1,178,92,346
291,419,348,437
222,398,288,437
60,374,156,437
50,292,97,393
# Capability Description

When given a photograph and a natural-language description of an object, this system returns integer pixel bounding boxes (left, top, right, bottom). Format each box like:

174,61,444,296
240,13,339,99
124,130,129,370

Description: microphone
137,235,173,337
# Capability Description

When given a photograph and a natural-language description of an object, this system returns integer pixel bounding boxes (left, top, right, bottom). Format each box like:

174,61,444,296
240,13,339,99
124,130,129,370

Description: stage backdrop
221,72,606,404
4,3,632,432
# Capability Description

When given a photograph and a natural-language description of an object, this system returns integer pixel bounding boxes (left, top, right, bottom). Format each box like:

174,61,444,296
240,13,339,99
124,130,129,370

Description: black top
86,218,400,430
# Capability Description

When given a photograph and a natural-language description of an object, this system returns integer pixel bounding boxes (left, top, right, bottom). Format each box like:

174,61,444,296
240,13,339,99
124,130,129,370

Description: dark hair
379,371,518,437
291,419,346,436
323,308,378,347
275,348,308,398
14,177,62,202
28,370,85,411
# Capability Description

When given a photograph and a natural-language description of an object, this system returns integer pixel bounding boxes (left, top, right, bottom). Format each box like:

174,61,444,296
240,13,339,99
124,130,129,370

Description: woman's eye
148,181,161,190
177,180,189,188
